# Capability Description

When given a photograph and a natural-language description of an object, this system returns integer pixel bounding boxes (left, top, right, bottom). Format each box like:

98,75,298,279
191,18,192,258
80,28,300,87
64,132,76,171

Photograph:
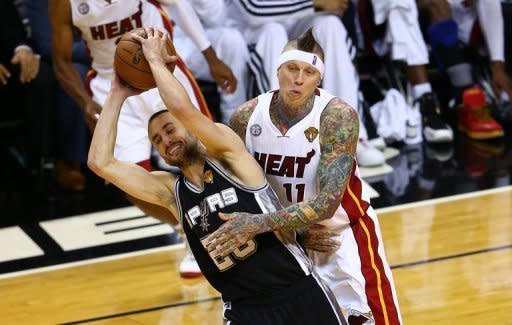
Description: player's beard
164,137,203,168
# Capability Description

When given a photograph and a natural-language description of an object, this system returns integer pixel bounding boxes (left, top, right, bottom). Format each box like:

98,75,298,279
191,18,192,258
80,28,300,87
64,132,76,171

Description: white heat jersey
70,0,169,77
245,89,372,231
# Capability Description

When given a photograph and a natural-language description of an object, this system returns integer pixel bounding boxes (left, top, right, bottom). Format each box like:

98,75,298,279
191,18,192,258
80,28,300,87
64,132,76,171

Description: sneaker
416,92,453,143
179,244,202,278
458,87,504,140
356,139,385,167
368,137,386,151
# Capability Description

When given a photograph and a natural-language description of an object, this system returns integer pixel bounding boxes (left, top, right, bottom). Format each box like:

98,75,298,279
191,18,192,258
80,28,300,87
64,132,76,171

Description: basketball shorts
307,207,402,324
222,274,346,325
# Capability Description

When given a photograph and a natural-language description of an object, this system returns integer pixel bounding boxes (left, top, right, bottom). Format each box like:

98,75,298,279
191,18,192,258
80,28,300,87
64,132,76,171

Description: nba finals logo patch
78,2,89,14
304,127,318,143
250,124,262,137
203,170,214,184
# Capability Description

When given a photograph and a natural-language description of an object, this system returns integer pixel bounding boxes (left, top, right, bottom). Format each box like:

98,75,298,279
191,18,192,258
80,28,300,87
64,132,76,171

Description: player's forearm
53,57,92,110
88,92,124,173
148,59,194,116
202,46,221,65
262,153,354,231
190,0,226,28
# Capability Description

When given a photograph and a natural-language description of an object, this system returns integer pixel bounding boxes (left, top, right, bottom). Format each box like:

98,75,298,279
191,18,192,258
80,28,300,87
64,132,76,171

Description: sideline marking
0,227,44,263
376,185,512,215
40,207,173,251
0,243,184,280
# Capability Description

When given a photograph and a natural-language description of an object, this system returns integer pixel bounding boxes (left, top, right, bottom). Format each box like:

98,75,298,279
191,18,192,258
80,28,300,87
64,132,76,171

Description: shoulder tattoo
229,98,258,140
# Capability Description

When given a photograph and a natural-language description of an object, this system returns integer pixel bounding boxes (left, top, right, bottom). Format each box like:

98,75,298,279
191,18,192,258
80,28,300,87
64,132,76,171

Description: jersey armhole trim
173,178,184,225
206,158,269,193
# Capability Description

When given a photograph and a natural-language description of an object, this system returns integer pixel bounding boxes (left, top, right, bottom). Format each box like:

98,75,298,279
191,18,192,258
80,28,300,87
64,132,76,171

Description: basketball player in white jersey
49,0,235,277
225,0,385,167
204,29,402,324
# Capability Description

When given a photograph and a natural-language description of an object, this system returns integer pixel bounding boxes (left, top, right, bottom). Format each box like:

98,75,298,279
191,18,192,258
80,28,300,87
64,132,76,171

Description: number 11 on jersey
283,183,305,203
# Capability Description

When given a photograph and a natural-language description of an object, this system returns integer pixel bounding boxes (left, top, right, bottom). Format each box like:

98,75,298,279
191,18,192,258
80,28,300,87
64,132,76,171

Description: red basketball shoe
457,87,504,140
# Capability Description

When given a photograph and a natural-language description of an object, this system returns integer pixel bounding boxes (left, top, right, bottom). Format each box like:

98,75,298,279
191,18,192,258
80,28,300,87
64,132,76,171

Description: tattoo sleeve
262,98,359,230
228,98,258,140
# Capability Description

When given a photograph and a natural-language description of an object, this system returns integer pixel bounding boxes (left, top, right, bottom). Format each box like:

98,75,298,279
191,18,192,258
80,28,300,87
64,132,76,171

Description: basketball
114,27,177,90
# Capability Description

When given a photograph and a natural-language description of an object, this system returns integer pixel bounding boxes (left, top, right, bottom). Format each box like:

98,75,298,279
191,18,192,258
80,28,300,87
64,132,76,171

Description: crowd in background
1,0,511,192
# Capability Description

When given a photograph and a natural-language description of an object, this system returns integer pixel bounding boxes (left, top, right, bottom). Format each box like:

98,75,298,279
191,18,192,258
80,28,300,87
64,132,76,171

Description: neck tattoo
272,94,315,131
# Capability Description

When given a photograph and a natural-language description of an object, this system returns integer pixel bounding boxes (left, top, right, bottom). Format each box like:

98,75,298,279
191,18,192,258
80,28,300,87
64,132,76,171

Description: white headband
277,50,324,78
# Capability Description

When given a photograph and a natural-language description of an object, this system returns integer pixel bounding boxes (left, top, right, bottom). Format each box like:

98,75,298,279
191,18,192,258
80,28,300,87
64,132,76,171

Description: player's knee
217,29,247,53
215,29,249,68
259,22,287,42
313,15,347,39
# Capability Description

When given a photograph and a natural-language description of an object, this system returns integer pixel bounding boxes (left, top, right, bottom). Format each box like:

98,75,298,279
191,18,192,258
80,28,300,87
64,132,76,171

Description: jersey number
200,238,257,272
284,183,305,202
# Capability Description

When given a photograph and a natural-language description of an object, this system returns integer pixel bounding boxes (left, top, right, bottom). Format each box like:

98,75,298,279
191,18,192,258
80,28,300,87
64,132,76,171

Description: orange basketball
114,27,177,90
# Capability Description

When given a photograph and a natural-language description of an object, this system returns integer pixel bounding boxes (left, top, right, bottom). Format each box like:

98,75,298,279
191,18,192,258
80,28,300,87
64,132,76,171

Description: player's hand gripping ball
114,27,176,90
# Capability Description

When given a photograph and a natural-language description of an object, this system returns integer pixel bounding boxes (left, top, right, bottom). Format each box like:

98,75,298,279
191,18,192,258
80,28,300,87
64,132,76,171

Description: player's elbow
87,150,111,175
86,155,101,174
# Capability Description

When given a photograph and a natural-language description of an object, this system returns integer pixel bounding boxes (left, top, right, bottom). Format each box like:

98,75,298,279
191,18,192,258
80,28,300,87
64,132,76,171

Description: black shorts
223,274,346,325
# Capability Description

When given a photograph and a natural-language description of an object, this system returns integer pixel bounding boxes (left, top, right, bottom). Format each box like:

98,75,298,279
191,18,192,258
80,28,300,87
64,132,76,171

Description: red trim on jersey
341,164,370,223
146,0,213,120
136,159,152,171
351,215,401,325
341,165,400,324
146,0,174,37
85,69,97,97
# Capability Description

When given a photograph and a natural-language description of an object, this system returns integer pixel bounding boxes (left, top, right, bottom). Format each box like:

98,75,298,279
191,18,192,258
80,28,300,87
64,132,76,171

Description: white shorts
307,207,402,324
88,62,210,163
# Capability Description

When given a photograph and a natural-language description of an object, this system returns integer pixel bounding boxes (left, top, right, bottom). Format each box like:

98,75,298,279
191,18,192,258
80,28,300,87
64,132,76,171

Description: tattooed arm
228,97,259,140
205,98,358,257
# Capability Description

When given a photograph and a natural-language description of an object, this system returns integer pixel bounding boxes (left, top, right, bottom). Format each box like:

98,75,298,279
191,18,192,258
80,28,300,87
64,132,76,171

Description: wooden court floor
1,187,511,324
